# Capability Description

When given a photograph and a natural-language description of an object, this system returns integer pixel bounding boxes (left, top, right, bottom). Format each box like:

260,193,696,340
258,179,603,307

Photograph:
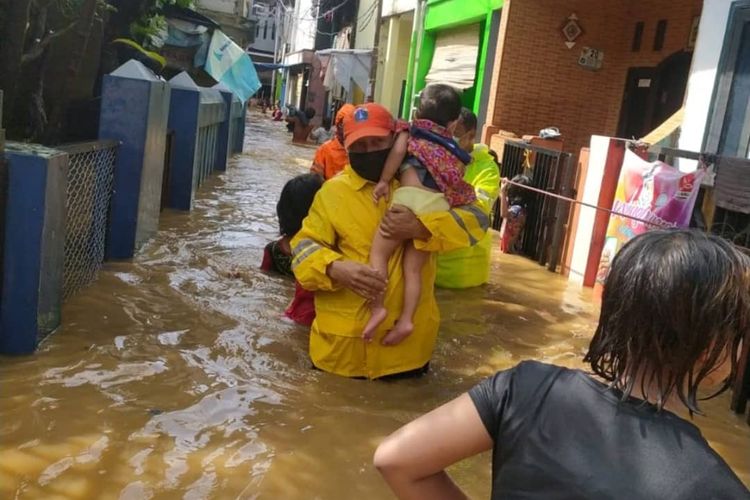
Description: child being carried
363,84,476,344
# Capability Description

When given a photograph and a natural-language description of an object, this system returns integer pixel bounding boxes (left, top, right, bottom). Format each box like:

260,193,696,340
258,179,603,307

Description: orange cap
335,104,356,126
343,103,395,149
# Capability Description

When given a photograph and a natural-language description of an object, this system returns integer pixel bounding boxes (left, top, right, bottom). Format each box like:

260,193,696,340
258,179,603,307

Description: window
272,23,276,40
706,1,750,157
632,21,644,52
653,19,667,51
264,20,268,39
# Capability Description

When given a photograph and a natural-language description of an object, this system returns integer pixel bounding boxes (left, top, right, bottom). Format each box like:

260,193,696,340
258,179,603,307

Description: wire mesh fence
58,140,118,300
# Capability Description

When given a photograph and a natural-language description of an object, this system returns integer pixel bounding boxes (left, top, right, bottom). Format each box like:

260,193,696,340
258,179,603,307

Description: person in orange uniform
311,104,355,180
291,103,489,379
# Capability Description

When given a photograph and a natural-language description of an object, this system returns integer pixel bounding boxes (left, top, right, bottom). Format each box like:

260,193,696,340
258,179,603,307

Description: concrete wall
198,0,239,15
292,0,317,52
375,13,414,115
484,0,702,157
382,0,416,17
355,0,379,50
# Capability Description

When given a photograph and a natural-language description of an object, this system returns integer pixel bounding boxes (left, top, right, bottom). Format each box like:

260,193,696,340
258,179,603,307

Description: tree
0,0,193,142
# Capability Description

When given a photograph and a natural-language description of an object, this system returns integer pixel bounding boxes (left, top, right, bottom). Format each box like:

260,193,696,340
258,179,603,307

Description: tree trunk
43,0,98,144
28,5,50,142
0,0,32,130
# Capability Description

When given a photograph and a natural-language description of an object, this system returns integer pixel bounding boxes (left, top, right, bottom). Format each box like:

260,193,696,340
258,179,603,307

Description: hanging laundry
715,156,750,214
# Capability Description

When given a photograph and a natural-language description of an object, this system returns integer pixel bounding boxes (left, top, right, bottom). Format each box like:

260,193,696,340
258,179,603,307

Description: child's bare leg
382,241,428,346
363,229,402,341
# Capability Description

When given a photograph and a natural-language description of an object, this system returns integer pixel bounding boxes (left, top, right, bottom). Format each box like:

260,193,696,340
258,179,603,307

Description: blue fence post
200,87,226,173
98,60,170,259
167,72,201,210
0,144,68,355
214,84,234,171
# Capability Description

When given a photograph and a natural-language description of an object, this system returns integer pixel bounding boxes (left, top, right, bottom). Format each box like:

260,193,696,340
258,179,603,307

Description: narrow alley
1,114,748,499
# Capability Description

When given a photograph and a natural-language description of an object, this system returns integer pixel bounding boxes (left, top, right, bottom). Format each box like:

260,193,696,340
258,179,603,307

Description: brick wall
483,0,703,157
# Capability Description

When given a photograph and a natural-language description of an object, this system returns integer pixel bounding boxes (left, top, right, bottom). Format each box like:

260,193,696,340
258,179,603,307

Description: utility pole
0,90,5,154
368,0,382,102
270,1,281,102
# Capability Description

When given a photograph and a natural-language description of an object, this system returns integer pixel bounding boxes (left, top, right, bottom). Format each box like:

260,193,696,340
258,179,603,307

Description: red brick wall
483,0,703,157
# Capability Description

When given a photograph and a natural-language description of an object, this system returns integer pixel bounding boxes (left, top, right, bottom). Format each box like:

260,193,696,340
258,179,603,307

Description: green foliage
129,0,195,48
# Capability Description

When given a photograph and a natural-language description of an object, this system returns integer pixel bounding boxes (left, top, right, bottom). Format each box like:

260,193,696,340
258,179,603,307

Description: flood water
1,112,748,499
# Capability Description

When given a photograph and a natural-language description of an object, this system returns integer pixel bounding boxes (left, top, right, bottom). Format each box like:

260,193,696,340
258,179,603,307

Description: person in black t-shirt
374,229,750,499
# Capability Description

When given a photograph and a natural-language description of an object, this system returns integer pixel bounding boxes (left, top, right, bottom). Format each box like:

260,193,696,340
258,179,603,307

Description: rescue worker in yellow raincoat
436,109,501,288
291,103,489,379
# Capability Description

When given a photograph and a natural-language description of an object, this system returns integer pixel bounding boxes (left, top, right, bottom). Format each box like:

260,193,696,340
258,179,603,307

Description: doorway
617,50,693,139
617,67,656,139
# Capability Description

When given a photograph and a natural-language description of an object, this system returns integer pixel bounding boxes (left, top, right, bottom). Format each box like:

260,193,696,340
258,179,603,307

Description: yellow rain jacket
436,144,501,288
291,165,489,379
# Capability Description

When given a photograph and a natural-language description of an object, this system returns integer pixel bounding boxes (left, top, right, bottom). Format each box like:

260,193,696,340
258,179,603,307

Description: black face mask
348,148,391,182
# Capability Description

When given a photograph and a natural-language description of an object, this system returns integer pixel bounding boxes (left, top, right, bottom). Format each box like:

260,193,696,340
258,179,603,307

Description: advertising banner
596,150,705,285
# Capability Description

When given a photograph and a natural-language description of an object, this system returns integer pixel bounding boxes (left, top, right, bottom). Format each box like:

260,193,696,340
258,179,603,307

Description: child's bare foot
363,306,388,342
381,319,414,346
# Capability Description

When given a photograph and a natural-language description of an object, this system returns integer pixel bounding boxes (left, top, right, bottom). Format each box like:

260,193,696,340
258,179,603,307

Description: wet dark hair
584,230,750,413
277,173,324,237
322,116,332,131
507,174,531,206
305,107,316,120
416,84,462,126
457,107,477,133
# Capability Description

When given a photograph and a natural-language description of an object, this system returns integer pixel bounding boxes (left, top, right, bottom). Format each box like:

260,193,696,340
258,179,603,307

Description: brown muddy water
1,113,748,499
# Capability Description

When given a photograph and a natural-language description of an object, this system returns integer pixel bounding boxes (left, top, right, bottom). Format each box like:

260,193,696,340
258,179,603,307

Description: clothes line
502,179,670,228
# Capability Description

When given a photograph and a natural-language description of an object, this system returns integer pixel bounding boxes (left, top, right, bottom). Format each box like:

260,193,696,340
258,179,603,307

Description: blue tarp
254,62,287,70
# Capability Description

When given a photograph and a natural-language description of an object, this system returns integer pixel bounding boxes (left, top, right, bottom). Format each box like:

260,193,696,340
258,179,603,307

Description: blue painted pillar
214,84,234,171
0,144,68,354
167,73,201,211
200,87,226,173
99,60,170,259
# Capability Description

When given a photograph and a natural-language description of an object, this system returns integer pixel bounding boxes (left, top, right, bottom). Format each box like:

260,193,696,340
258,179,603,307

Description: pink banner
596,150,705,285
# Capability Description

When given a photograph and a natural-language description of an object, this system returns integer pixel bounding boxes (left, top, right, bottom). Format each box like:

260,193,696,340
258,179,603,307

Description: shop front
402,0,503,125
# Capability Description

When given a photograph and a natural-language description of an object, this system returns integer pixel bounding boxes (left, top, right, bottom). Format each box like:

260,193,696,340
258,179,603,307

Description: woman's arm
499,178,510,219
374,393,493,500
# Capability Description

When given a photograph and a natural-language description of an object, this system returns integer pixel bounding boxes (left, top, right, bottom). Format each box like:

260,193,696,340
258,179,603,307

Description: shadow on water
0,112,748,499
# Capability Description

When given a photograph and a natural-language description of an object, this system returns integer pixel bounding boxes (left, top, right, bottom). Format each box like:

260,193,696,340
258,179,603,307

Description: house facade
481,0,702,160
197,0,256,48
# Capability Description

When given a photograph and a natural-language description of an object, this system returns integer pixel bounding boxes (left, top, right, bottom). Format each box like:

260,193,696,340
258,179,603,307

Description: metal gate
493,140,576,271
58,140,118,299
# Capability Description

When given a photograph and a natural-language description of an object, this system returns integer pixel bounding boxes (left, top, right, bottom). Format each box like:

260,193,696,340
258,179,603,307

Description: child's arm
373,131,409,203
499,178,510,218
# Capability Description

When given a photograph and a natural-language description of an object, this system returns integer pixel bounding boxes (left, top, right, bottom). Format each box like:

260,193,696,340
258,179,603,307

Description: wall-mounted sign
579,47,604,70
561,13,583,49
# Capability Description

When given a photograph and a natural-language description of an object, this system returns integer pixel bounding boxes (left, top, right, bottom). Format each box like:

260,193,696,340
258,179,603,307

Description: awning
316,49,372,94
425,24,480,90
254,62,288,70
